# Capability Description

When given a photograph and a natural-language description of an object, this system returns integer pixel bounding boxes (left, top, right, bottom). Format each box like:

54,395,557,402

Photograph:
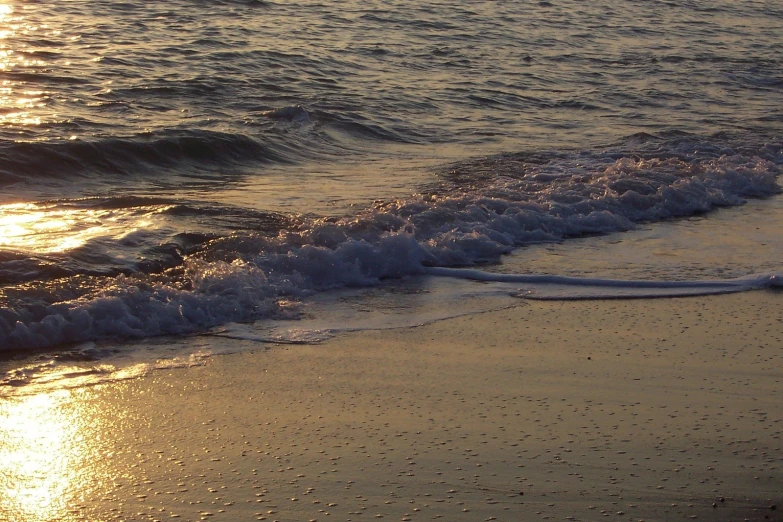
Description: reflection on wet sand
0,389,109,522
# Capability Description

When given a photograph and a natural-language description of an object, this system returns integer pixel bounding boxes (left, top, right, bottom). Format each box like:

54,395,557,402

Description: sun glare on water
0,202,160,254
0,3,50,127
0,203,108,253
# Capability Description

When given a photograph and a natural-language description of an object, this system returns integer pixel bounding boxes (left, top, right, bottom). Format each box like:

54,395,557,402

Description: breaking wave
1,134,782,351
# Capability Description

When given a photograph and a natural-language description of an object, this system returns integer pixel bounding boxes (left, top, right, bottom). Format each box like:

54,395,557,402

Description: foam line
424,267,783,299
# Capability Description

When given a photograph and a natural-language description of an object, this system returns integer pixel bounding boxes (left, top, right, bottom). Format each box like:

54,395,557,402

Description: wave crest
0,130,280,184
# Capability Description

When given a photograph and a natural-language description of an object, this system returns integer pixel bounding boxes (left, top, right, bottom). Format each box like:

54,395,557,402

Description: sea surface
1,0,782,393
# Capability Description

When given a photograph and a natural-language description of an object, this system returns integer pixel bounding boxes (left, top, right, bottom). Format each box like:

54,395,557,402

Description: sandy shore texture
2,291,782,522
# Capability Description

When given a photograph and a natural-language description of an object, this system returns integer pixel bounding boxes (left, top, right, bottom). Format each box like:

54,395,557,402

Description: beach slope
2,292,782,522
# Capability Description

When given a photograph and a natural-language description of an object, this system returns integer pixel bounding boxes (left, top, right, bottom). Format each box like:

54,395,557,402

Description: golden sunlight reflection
0,202,161,253
0,389,107,522
0,5,12,22
0,2,50,126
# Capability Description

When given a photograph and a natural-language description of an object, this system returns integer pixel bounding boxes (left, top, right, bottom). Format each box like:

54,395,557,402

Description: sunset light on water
0,202,158,254
0,3,49,128
0,0,781,520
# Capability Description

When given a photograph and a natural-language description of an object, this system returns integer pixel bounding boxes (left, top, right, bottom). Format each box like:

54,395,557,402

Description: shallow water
2,192,782,397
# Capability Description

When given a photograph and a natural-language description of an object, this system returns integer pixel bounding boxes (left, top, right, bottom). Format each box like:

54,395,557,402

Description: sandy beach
2,290,782,522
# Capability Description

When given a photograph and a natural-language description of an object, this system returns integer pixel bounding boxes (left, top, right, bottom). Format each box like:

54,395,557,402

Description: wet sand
2,291,783,522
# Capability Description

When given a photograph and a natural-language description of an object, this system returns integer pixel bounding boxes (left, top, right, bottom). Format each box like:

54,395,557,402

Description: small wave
0,196,294,289
1,134,781,351
262,105,312,123
0,71,89,86
200,0,271,6
0,130,284,184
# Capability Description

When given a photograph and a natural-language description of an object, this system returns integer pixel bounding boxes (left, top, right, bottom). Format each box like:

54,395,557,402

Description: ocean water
1,0,782,393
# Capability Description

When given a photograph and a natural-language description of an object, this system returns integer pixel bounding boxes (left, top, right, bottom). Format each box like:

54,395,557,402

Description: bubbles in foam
1,134,781,352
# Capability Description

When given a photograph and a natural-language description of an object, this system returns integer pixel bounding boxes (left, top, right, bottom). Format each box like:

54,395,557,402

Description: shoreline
2,291,782,521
